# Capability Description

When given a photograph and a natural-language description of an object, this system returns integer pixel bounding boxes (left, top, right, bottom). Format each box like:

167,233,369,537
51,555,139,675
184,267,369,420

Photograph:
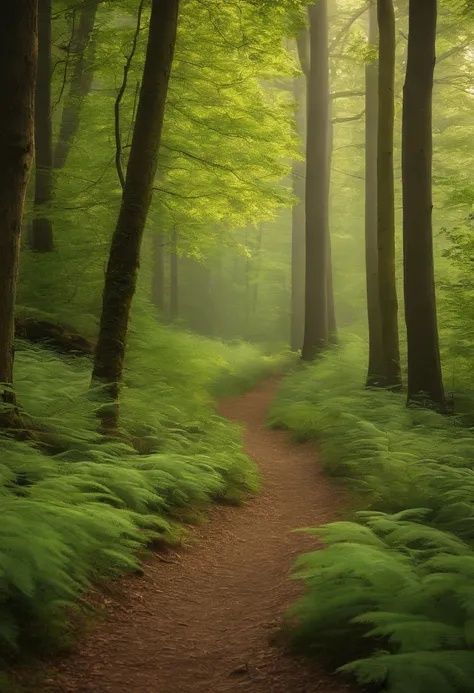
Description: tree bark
251,224,263,318
376,0,401,388
402,0,445,409
291,31,307,352
301,0,329,361
54,0,100,168
32,0,54,252
327,233,336,340
151,233,165,313
327,104,337,343
198,261,213,336
244,233,251,338
92,0,179,428
365,0,383,386
169,228,178,321
0,0,37,419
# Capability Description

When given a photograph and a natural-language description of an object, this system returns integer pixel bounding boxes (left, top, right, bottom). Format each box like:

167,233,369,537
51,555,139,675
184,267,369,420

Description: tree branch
332,109,365,124
114,0,145,189
436,39,470,64
54,9,77,109
329,2,370,52
330,90,365,100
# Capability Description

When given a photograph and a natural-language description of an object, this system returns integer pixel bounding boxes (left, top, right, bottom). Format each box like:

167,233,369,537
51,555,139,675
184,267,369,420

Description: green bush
271,337,474,693
0,320,279,657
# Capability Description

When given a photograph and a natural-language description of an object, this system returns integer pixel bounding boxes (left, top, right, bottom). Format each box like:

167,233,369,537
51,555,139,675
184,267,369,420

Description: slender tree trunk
291,46,306,352
32,0,54,252
251,224,263,317
327,106,337,343
200,261,213,336
403,0,444,409
376,0,401,388
0,0,37,420
365,0,383,386
302,0,329,361
54,0,100,168
327,235,336,339
169,228,178,321
244,258,251,338
213,253,223,334
151,233,165,313
92,0,179,428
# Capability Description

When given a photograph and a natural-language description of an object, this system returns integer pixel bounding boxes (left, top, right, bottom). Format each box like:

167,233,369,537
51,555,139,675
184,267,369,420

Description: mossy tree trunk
92,0,180,429
365,0,383,386
32,0,54,252
0,0,38,424
301,0,330,361
402,0,445,409
376,0,401,389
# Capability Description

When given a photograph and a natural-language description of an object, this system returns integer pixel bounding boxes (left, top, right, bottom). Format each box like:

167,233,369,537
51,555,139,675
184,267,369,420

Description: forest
2,0,474,691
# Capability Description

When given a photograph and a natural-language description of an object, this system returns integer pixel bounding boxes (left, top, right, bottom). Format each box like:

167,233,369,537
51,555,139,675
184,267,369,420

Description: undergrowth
0,316,283,661
270,336,474,693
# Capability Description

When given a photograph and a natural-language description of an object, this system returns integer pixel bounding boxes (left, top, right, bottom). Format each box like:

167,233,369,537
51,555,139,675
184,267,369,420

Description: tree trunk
251,224,263,318
402,0,445,409
291,40,306,352
0,0,37,420
301,0,329,361
327,105,337,343
169,228,178,321
54,0,100,168
151,233,165,313
199,261,213,336
327,233,336,340
92,0,179,429
376,0,401,388
32,0,54,252
365,0,383,386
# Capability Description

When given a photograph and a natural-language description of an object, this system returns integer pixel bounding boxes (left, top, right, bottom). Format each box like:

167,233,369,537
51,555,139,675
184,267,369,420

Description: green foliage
290,516,474,693
3,0,302,663
0,320,285,656
271,340,474,691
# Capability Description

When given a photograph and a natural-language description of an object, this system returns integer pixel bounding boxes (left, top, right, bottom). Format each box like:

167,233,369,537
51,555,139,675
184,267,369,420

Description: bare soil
41,378,351,693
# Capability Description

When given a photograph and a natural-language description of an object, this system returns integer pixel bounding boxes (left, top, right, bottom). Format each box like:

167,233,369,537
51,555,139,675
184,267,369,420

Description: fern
0,328,274,656
274,339,474,692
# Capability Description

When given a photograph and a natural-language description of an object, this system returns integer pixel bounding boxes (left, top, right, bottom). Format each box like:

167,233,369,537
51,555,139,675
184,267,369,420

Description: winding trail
45,378,350,693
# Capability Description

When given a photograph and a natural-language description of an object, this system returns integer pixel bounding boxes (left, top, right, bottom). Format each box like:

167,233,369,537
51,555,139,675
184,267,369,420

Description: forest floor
37,377,351,693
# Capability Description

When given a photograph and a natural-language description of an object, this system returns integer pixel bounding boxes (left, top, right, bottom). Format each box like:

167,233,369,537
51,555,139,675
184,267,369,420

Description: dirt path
44,378,350,693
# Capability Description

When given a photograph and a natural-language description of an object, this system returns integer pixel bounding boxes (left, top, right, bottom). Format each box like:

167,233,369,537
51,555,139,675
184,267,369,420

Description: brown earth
41,378,351,693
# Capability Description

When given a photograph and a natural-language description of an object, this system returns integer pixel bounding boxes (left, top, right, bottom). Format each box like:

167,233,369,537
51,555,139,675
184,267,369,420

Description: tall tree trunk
0,0,37,420
199,261,213,336
54,0,100,168
244,256,251,338
32,0,54,252
402,0,444,409
151,233,165,313
251,224,263,318
291,41,307,352
365,0,383,386
327,105,337,343
92,0,179,429
376,0,401,388
327,234,336,339
169,228,178,321
301,0,329,361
